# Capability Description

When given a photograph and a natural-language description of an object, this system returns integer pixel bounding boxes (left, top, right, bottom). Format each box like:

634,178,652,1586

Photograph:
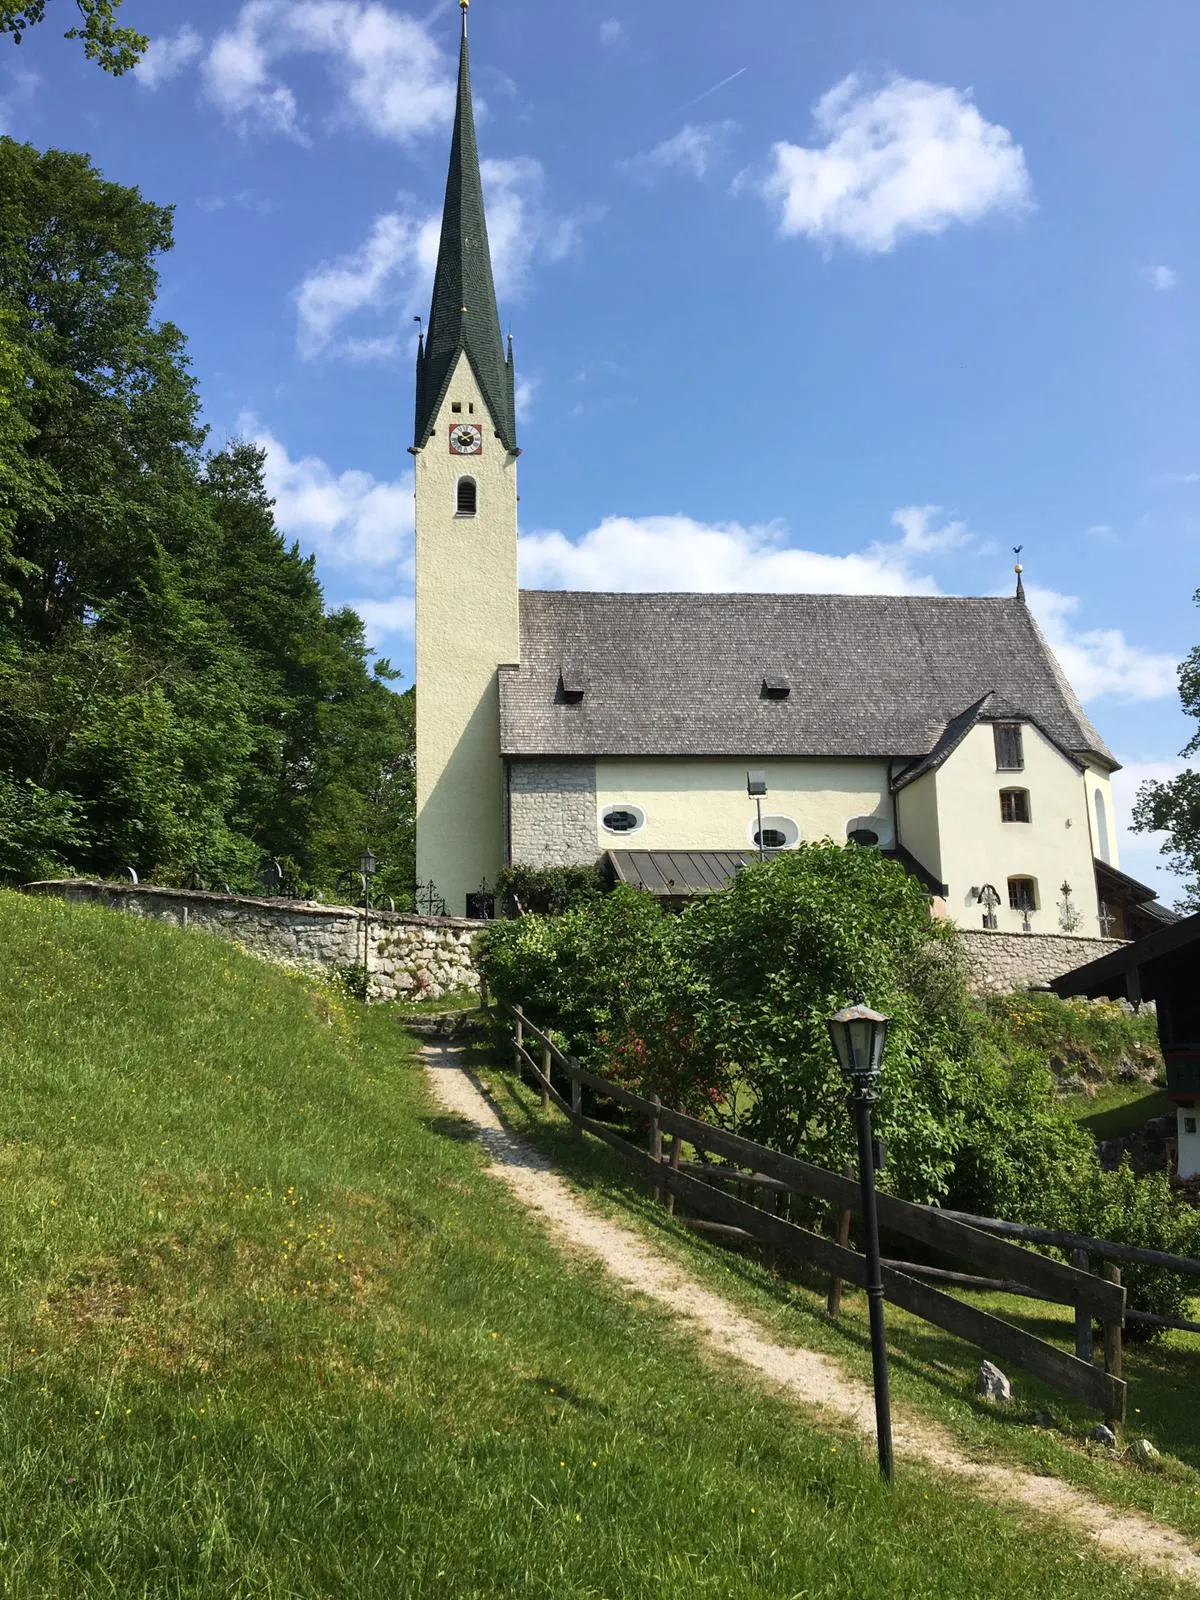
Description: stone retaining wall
23,880,483,1003
23,879,1125,1003
957,928,1126,994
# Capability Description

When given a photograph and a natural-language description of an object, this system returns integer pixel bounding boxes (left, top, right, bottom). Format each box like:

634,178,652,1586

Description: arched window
456,476,478,517
1000,788,1031,823
1095,787,1111,865
1007,877,1038,912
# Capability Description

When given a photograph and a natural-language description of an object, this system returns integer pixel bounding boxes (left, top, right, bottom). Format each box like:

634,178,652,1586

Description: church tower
413,0,520,916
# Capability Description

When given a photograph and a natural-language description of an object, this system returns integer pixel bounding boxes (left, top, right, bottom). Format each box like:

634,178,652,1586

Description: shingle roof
499,592,1115,765
414,15,516,452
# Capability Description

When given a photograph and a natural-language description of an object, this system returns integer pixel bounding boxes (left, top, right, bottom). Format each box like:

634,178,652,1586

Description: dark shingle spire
414,2,517,451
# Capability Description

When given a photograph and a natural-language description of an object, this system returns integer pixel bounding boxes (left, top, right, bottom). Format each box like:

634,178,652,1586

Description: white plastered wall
895,769,942,886
593,758,892,852
932,722,1104,937
414,352,519,915
1087,765,1121,871
1177,1106,1200,1181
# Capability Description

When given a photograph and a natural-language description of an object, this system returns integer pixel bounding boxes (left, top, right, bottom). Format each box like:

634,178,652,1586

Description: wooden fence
501,1003,1131,1425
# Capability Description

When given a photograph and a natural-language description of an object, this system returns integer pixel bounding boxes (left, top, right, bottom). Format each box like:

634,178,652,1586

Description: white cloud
1026,585,1179,703
0,65,38,130
599,19,626,46
624,121,738,182
350,595,415,648
890,504,971,554
1085,523,1117,541
1154,470,1199,486
295,209,439,358
518,514,939,595
1109,758,1194,903
294,158,577,357
244,417,414,568
134,26,204,89
203,0,454,144
514,376,539,421
754,72,1032,253
1142,264,1177,292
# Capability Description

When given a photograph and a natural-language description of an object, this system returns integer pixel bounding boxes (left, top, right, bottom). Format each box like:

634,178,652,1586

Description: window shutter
994,724,1024,770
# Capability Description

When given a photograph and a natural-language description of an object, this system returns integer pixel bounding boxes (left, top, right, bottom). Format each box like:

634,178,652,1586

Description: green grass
1076,1086,1174,1140
0,890,1186,1598
472,1029,1200,1551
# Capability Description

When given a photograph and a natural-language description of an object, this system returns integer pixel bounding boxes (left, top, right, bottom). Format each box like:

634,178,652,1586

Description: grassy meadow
472,1025,1200,1548
0,890,1186,1597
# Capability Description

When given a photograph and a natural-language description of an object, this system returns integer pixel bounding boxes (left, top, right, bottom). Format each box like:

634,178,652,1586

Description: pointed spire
414,2,517,451
1013,545,1026,602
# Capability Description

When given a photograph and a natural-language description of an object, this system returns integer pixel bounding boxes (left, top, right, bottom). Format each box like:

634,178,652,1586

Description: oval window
846,814,893,849
602,805,644,835
747,814,799,849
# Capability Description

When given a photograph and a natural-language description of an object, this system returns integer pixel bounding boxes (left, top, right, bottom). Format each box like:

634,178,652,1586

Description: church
413,3,1159,942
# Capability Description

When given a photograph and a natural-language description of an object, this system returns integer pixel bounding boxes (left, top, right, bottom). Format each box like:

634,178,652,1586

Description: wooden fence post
570,1065,583,1140
540,1041,551,1111
513,1006,524,1076
666,1128,682,1216
827,1167,855,1318
1102,1262,1124,1429
1072,1248,1093,1363
650,1094,663,1204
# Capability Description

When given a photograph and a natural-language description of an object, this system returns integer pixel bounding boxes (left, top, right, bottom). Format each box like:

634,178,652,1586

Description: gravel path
423,1040,1200,1587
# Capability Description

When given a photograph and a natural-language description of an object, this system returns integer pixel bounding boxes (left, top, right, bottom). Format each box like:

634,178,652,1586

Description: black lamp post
827,999,894,1481
359,848,378,974
746,769,768,861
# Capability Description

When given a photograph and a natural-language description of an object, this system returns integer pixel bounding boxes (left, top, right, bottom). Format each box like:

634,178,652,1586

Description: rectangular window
994,724,1024,770
1008,877,1037,912
451,401,463,413
1000,789,1030,823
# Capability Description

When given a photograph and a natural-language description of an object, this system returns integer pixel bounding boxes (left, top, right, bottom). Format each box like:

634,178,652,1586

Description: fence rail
502,1003,1134,1424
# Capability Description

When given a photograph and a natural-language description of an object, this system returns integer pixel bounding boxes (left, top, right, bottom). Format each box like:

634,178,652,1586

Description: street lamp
747,769,767,862
827,999,894,1481
358,848,378,979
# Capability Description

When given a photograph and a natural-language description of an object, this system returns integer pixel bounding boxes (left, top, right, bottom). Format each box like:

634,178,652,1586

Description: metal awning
605,849,759,897
605,846,947,899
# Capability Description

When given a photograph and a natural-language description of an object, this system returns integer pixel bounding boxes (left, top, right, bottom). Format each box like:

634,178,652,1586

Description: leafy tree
0,141,415,895
0,0,146,73
1133,589,1200,909
0,310,57,609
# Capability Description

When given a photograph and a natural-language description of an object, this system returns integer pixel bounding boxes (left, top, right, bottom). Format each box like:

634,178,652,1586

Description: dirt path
423,1040,1200,1588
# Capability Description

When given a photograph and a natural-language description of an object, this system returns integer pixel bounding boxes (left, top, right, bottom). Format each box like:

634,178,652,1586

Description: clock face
449,422,483,455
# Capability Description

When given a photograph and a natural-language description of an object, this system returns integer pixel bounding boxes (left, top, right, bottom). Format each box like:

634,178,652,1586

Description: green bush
479,885,724,1113
477,845,1196,1333
1046,1164,1200,1335
985,990,1162,1077
494,862,606,916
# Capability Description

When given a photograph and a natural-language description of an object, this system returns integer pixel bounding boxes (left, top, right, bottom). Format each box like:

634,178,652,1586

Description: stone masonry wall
508,758,599,868
24,880,483,1003
958,928,1127,994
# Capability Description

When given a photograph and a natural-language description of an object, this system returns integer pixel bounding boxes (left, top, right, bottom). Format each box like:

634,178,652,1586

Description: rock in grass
1128,1438,1161,1469
975,1361,1012,1403
1090,1424,1117,1448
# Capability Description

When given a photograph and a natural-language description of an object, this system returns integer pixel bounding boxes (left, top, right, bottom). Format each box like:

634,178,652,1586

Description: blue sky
4,0,1198,899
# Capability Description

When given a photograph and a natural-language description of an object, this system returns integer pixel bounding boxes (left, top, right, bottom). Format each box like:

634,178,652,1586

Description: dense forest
0,138,415,903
